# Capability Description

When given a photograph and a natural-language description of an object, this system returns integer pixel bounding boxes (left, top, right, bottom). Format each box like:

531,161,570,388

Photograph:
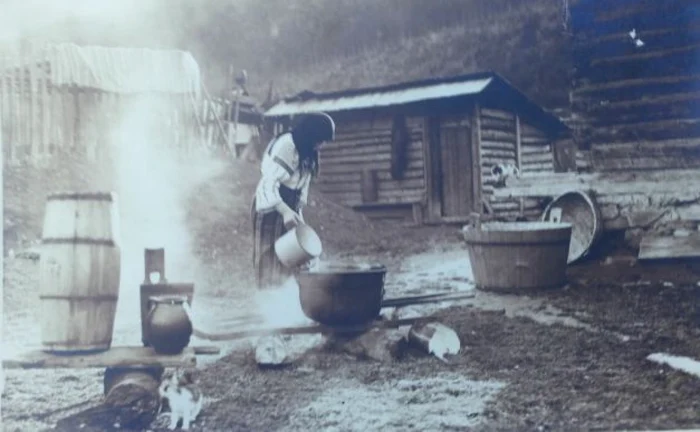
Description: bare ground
4,156,700,431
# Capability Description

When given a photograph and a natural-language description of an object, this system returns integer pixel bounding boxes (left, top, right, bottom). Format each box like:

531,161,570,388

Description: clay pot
145,295,193,355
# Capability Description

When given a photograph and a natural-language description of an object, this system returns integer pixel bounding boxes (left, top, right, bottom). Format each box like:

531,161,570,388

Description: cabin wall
478,107,554,220
315,115,426,222
570,0,700,172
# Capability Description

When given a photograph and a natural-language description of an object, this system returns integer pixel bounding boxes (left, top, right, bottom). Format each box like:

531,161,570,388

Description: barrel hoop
465,240,570,246
39,294,119,301
47,192,114,202
42,238,115,247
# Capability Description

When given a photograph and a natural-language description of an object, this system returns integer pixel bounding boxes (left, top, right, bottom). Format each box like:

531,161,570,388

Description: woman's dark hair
290,112,335,176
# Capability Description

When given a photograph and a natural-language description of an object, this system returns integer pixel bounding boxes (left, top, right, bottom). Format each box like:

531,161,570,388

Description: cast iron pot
296,263,387,327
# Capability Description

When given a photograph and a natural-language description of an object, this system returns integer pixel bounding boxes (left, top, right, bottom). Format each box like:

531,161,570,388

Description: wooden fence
0,52,231,166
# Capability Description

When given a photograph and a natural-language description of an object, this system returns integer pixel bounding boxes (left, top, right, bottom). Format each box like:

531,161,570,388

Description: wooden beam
2,346,200,369
515,114,522,171
638,233,700,260
493,169,700,199
472,103,483,214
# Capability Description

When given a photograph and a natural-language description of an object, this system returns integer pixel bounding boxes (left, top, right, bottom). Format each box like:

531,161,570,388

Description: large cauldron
296,263,387,327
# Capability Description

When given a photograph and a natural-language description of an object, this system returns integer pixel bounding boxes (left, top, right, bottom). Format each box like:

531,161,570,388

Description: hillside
178,0,573,109
8,0,573,110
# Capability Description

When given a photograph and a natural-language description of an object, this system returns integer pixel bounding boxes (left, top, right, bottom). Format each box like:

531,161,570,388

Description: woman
251,112,335,290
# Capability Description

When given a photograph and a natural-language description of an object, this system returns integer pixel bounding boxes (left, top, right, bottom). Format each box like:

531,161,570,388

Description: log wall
493,169,700,231
570,0,700,171
479,107,554,220
315,116,426,213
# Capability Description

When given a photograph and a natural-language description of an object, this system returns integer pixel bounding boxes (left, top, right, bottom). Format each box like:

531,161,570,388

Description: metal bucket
274,224,323,268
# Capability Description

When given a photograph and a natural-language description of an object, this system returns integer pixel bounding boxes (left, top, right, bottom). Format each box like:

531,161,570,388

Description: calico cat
158,369,204,430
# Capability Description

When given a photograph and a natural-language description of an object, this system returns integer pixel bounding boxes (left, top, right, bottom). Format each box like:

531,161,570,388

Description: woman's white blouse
255,133,312,213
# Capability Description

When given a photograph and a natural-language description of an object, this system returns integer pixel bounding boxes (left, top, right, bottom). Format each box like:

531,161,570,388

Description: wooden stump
56,368,162,431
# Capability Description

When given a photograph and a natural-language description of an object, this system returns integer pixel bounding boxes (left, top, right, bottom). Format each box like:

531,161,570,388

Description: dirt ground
4,156,700,431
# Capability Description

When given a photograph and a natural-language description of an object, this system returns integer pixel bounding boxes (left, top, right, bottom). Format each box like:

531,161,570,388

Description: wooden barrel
541,190,602,264
39,192,121,354
462,222,572,293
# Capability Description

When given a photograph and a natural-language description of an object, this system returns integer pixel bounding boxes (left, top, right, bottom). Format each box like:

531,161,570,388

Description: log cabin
492,0,700,259
570,0,700,170
264,71,569,225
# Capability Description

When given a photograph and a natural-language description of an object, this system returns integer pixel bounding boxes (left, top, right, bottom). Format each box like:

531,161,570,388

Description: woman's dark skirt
251,186,302,290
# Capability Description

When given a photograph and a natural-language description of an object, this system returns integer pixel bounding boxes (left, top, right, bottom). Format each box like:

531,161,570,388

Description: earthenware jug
146,295,193,355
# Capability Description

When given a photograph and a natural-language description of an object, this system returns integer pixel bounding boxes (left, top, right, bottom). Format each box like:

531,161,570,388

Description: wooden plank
480,129,516,143
424,117,441,222
522,153,554,164
574,26,700,60
28,59,36,160
480,107,514,121
316,158,424,174
318,178,425,193
638,233,700,260
480,140,516,152
321,148,423,165
335,130,423,144
522,144,552,154
578,46,700,84
519,122,548,138
2,346,198,369
573,74,700,101
588,117,700,144
481,148,516,159
472,105,482,214
489,197,543,209
493,171,700,199
317,168,424,184
40,68,49,156
594,157,700,171
584,91,700,125
572,1,699,38
325,191,424,207
479,115,514,132
591,139,700,160
0,69,8,159
321,139,423,156
335,129,422,142
515,115,522,171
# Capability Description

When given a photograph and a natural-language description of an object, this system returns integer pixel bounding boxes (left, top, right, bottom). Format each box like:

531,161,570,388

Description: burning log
408,322,461,363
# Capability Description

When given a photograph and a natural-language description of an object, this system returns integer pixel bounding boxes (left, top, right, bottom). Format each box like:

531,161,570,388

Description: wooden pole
226,64,234,153
515,114,524,215
232,87,241,156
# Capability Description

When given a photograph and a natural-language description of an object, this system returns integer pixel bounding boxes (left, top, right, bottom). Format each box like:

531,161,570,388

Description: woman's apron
251,184,303,290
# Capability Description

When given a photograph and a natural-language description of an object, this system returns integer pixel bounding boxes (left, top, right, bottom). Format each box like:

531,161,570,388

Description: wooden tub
462,222,572,293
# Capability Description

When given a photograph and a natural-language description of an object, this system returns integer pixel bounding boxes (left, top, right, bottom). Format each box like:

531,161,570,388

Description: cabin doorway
426,116,477,223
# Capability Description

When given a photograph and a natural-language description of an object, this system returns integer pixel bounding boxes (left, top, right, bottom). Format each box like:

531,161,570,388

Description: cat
158,368,204,430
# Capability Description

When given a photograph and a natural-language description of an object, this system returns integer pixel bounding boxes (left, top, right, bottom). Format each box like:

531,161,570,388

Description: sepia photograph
2,0,700,430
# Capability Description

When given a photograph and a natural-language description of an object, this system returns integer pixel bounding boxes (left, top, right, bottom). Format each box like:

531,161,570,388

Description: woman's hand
282,208,303,229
